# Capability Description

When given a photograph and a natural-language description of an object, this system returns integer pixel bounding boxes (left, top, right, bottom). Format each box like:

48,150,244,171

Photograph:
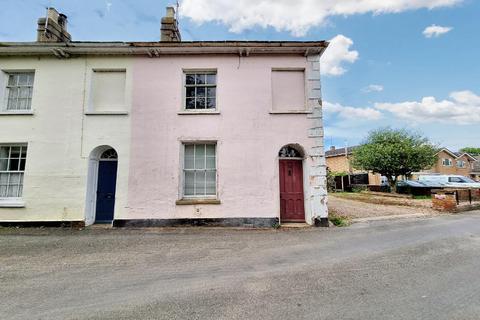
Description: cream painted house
0,8,329,227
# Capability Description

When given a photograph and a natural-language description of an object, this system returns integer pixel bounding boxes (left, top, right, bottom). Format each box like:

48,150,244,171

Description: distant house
325,146,382,189
416,148,478,180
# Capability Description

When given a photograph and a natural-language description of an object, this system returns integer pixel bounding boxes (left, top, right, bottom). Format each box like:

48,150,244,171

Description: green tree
460,147,480,156
352,128,437,192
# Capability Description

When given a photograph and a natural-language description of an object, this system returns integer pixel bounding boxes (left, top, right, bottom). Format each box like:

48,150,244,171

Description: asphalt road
2,212,480,320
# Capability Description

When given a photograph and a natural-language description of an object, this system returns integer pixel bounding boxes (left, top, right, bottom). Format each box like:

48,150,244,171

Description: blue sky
1,0,478,151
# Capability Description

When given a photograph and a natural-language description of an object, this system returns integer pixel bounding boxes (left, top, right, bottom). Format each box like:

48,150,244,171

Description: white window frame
0,70,35,114
456,160,466,168
442,158,452,167
0,144,28,207
181,69,218,114
180,142,218,199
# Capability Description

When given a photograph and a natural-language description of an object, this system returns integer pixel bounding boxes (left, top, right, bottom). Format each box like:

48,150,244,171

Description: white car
418,175,480,188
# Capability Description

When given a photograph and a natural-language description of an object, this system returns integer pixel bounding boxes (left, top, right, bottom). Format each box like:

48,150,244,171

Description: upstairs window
442,158,452,167
3,72,35,112
0,145,27,198
456,160,466,168
183,143,216,197
184,71,217,111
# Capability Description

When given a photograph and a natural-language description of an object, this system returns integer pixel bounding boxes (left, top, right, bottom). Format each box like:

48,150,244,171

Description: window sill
0,111,34,116
269,110,312,114
85,111,129,116
0,199,26,208
178,111,220,115
176,199,221,205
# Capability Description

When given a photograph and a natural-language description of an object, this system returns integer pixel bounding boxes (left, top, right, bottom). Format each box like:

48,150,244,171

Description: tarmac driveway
2,212,480,320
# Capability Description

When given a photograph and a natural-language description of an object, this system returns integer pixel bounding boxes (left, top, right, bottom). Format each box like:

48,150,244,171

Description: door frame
278,156,307,223
85,145,118,226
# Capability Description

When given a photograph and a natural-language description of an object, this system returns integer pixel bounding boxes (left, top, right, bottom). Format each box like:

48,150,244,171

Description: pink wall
128,55,314,219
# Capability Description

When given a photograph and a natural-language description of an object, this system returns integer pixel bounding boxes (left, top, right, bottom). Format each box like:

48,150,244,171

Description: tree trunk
387,176,398,193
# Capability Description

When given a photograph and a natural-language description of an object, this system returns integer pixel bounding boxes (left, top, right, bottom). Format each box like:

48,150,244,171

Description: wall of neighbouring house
429,151,474,176
0,56,132,222
127,54,327,224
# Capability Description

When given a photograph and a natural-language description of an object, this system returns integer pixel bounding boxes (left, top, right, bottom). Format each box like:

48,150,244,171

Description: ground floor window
183,143,216,197
0,145,27,198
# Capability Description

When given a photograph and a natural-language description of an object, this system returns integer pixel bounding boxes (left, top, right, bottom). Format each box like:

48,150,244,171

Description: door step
281,223,311,228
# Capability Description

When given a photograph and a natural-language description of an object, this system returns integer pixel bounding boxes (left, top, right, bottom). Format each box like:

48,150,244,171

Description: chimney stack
37,8,71,43
330,146,336,151
161,6,181,42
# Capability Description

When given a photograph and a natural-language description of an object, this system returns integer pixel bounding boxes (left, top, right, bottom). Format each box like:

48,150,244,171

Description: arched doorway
278,145,305,222
85,146,118,225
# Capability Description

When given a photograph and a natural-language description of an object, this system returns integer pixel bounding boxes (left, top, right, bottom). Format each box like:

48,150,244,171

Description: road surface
2,212,480,319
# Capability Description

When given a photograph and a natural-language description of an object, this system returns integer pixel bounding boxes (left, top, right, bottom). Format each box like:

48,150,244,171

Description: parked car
418,175,480,188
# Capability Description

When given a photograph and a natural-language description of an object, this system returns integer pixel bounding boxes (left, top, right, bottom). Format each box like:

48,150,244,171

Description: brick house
417,148,478,180
0,8,329,227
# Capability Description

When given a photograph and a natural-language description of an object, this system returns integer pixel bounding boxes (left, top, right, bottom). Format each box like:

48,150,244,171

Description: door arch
278,145,306,223
85,146,118,225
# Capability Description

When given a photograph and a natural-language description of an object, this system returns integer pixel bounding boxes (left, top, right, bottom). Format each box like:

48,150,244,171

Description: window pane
9,173,21,184
8,74,17,86
6,184,17,197
195,171,206,195
9,159,19,171
206,157,215,170
19,159,26,171
206,171,216,195
207,87,216,98
0,173,8,184
185,145,194,157
0,159,7,171
205,144,215,157
186,74,195,85
186,87,195,97
18,74,29,86
196,87,205,97
195,74,206,85
206,98,216,109
10,147,21,158
195,145,205,169
185,98,195,109
184,171,195,196
206,74,216,85
0,147,8,158
196,98,205,109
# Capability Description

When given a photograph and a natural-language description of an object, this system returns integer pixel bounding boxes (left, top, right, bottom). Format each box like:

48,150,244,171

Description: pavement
2,211,480,320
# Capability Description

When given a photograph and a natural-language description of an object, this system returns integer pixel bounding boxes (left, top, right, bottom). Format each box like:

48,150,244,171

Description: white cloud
423,24,453,38
322,35,359,76
324,101,382,120
180,0,461,36
375,90,480,124
363,84,384,93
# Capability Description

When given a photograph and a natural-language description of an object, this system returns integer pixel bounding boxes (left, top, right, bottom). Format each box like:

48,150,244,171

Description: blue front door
95,161,118,223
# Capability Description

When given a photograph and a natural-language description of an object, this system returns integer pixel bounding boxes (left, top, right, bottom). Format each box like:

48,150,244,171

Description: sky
0,0,478,151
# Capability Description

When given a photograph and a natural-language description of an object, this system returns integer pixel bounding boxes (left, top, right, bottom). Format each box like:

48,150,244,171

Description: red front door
279,159,305,222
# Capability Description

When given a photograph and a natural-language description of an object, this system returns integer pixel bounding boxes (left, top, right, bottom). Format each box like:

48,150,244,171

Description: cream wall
0,56,131,222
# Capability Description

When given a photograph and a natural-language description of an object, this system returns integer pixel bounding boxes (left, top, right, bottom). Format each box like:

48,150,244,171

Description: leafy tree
352,128,437,192
460,147,480,156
